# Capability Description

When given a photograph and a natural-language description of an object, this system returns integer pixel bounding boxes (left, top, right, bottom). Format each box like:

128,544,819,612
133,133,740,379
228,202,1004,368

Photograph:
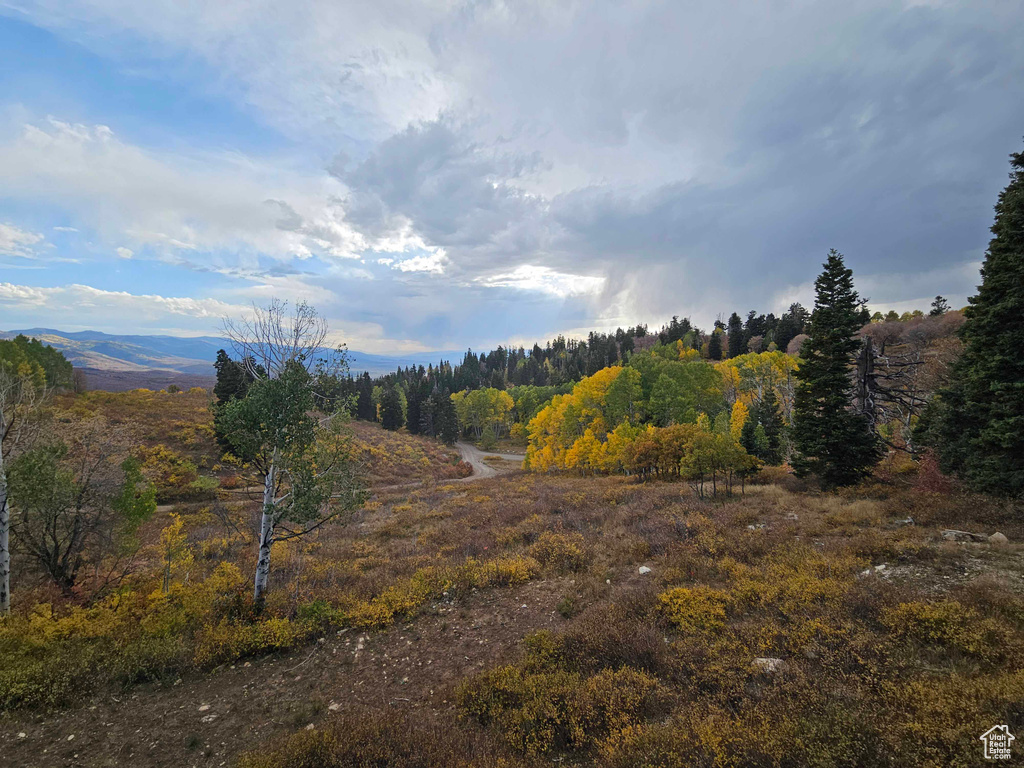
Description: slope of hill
0,328,458,380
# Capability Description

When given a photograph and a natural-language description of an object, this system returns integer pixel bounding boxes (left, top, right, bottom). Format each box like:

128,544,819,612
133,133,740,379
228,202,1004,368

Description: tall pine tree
918,147,1024,496
726,312,745,358
708,331,723,361
792,250,880,487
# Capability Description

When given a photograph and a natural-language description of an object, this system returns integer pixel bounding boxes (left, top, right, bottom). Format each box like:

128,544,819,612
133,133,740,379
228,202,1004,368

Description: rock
752,657,786,674
67,735,75,741
894,517,914,526
989,532,1009,545
747,523,767,531
942,529,987,543
200,714,218,723
638,566,652,575
785,513,798,521
198,704,211,712
328,703,341,712
874,564,887,573
305,724,315,731
18,733,26,739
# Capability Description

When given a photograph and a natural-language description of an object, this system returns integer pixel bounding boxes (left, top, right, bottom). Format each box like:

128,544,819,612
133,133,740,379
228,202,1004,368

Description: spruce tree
740,410,759,456
379,387,405,430
792,250,880,487
727,312,745,358
213,349,245,405
436,391,460,445
918,147,1024,496
758,386,784,464
929,295,949,316
708,331,723,361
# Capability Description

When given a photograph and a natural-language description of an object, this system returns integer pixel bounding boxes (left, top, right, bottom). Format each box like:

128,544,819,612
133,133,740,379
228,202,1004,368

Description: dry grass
5,404,1023,767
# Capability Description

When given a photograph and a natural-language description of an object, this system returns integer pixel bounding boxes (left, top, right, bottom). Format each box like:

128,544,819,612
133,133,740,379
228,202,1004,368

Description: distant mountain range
1,328,460,379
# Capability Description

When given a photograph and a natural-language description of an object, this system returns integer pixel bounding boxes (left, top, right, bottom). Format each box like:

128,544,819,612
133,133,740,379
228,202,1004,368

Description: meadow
1,387,1021,767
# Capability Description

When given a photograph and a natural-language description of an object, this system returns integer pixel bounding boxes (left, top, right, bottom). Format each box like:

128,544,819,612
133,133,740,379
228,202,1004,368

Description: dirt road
455,442,525,479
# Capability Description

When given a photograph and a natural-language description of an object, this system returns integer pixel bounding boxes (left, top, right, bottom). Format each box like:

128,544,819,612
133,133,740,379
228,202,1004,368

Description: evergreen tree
708,331,723,361
758,387,785,465
213,350,262,405
379,387,405,430
738,388,785,465
355,372,375,421
792,250,880,487
213,349,244,404
740,412,758,456
918,147,1024,496
436,392,460,445
929,295,950,316
727,313,745,358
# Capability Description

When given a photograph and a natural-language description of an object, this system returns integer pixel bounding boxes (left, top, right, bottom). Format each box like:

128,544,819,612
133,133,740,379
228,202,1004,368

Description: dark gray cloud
326,0,1024,339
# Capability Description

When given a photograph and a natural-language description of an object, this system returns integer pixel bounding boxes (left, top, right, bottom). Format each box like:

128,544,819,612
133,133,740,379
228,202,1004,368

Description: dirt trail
454,442,524,479
155,444,524,509
0,580,566,768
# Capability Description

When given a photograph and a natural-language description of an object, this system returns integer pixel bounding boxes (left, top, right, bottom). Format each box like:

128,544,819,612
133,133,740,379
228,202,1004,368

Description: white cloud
0,282,50,305
10,0,455,145
0,281,248,317
52,226,79,232
115,246,133,259
0,222,45,257
476,265,604,298
0,118,369,263
392,249,447,274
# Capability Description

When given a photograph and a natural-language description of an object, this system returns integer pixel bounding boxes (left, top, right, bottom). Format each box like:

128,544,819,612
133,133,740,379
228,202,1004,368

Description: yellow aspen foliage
526,367,629,472
730,401,749,441
717,363,742,405
159,514,194,592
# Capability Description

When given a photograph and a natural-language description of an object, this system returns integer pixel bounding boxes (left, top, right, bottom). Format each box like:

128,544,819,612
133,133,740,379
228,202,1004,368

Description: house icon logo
980,725,1015,760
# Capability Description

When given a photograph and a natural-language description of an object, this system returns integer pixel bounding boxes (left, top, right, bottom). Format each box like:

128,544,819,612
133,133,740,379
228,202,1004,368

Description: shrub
881,600,1015,663
554,601,668,676
457,663,665,755
658,586,729,633
237,710,516,768
528,530,589,573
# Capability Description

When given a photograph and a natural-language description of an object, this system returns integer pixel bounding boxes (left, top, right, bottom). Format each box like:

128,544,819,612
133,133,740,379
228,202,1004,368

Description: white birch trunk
0,415,9,615
253,451,277,603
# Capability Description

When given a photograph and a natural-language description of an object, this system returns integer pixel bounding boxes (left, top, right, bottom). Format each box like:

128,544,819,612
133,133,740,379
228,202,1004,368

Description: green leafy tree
918,148,1024,495
0,335,73,389
792,250,880,487
221,361,364,604
222,300,365,604
7,418,156,595
0,353,50,613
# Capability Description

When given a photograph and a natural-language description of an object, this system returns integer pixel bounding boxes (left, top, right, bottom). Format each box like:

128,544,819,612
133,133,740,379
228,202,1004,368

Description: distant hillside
0,328,458,381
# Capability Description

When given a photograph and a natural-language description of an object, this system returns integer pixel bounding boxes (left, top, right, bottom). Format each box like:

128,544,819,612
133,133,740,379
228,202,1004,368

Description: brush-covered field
1,390,1022,768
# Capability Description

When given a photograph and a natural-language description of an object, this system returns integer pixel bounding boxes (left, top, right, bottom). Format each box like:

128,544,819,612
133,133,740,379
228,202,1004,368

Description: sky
0,1,1021,354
